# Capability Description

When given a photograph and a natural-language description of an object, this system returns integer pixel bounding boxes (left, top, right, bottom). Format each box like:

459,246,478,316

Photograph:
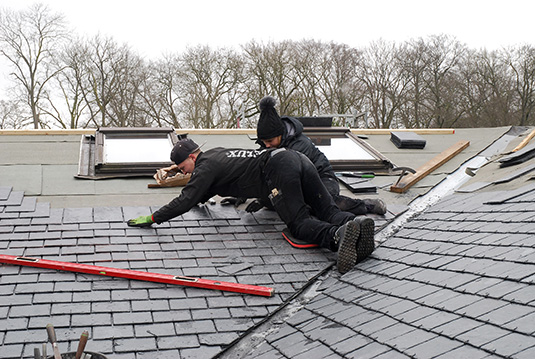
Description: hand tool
42,343,47,359
75,330,89,359
46,323,62,359
0,254,274,297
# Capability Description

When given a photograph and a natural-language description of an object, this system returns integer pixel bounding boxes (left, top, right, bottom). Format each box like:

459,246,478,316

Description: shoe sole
354,217,375,263
337,221,360,274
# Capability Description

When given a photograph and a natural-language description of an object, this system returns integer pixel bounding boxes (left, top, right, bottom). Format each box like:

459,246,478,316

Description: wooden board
390,140,470,193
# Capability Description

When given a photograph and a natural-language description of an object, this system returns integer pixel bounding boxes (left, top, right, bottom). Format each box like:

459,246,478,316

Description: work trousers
322,175,368,215
263,149,355,249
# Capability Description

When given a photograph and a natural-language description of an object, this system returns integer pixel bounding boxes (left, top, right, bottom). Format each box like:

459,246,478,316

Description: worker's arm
152,161,218,223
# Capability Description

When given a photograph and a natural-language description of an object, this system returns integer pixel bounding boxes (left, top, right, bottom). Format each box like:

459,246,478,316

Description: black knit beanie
257,96,284,140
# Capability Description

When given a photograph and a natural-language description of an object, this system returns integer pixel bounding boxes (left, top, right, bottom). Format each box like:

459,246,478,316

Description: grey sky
2,0,534,60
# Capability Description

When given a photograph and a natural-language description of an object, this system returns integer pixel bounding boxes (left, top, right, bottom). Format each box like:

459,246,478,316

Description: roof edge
0,128,456,136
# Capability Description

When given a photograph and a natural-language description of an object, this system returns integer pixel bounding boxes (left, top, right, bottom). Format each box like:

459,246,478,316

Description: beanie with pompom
257,96,284,140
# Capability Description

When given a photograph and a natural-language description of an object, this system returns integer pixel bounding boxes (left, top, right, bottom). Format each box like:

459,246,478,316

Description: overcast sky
2,0,534,60
0,0,533,100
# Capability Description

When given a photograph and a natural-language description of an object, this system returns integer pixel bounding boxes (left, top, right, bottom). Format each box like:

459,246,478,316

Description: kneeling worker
127,138,375,274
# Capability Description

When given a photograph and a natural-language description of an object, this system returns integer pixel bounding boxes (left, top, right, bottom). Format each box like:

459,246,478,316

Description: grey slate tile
0,186,12,200
434,344,498,359
514,345,535,359
19,201,50,218
0,190,23,206
174,319,216,335
4,196,36,212
137,349,181,359
114,337,158,353
478,303,535,332
504,311,535,335
0,344,24,358
134,322,176,337
62,207,93,223
456,324,510,347
482,332,535,358
270,330,323,358
214,317,255,332
406,336,464,358
460,297,508,318
179,345,222,359
330,334,374,356
346,341,392,359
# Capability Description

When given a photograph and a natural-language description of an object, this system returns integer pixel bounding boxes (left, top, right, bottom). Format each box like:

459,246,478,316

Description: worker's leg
321,175,368,215
263,150,352,248
298,155,355,225
322,175,386,215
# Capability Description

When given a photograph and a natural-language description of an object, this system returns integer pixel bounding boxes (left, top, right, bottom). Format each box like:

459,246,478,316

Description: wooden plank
512,127,535,152
390,140,470,193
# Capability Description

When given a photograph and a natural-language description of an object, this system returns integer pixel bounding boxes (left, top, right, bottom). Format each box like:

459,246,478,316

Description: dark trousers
322,176,368,215
263,149,355,249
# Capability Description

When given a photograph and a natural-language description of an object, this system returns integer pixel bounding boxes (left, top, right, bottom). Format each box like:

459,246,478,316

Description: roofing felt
1,126,534,359
0,127,510,209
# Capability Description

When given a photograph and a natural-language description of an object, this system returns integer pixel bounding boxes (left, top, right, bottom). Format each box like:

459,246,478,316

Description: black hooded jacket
257,116,334,178
152,148,271,223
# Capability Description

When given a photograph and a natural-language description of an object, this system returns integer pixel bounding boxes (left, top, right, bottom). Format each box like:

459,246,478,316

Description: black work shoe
334,221,360,274
353,216,375,263
364,199,387,215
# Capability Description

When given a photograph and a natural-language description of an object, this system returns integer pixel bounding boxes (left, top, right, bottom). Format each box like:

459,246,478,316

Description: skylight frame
303,127,393,173
94,127,180,175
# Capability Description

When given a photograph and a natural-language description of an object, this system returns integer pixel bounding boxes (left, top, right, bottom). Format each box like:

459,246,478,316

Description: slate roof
1,126,534,359
0,192,337,358
233,188,535,358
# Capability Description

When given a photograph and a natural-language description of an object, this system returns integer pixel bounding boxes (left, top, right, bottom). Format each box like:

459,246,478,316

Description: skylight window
317,137,376,161
304,128,394,173
103,135,176,164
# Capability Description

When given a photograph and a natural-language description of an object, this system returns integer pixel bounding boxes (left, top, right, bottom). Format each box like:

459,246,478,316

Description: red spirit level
0,254,274,297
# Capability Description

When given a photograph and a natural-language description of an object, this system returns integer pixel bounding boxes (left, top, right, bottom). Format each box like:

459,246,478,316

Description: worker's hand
220,197,246,207
245,199,264,213
127,215,154,227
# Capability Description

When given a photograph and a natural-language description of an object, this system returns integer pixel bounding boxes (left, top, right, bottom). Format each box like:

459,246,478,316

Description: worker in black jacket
127,138,375,274
254,96,386,216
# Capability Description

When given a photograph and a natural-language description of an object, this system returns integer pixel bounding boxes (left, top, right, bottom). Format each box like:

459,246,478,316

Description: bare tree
399,38,432,128
41,38,91,128
107,49,146,127
421,35,467,128
242,40,304,117
509,45,535,126
0,99,29,129
78,35,139,127
358,40,410,128
319,42,365,119
140,54,184,128
179,45,246,128
459,49,515,127
0,3,68,128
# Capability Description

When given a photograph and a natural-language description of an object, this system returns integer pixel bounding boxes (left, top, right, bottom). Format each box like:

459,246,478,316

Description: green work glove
127,215,154,227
